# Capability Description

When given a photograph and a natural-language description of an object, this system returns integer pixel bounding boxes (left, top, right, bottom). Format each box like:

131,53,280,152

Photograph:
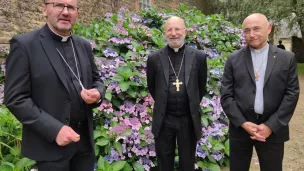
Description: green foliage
0,106,36,171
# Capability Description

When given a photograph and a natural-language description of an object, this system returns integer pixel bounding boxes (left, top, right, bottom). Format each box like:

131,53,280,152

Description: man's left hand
250,123,272,142
81,89,101,104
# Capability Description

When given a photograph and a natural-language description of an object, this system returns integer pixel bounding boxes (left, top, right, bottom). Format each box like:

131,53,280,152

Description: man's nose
61,6,69,15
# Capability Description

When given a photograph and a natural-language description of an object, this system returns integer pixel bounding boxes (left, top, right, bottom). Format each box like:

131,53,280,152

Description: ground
223,74,304,171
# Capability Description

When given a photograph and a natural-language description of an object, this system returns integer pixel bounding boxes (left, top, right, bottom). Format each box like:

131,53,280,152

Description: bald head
164,16,185,30
242,13,272,50
242,13,269,28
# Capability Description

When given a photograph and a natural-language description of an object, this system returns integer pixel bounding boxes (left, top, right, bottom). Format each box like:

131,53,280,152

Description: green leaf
135,45,145,52
122,162,133,171
132,162,145,171
9,146,20,156
111,75,125,82
202,106,213,113
112,14,118,22
207,155,218,164
112,161,126,171
212,143,225,151
113,141,123,155
15,157,36,170
224,139,230,156
140,90,148,97
196,161,206,168
117,67,133,79
201,115,209,127
0,165,14,171
97,156,110,170
94,145,100,156
96,138,109,146
105,90,112,101
127,89,137,98
94,130,102,140
207,163,221,171
119,82,130,92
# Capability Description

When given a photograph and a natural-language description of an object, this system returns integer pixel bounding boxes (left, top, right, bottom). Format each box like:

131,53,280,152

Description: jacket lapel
159,47,169,86
40,27,70,94
72,36,89,89
243,46,256,83
264,45,277,86
185,46,194,87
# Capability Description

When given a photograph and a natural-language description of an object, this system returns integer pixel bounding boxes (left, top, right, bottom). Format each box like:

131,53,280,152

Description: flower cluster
72,4,243,171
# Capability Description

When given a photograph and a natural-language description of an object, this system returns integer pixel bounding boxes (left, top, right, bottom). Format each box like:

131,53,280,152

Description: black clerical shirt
46,25,86,123
166,45,190,116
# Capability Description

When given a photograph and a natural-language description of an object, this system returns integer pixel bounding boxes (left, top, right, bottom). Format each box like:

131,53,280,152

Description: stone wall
0,0,211,45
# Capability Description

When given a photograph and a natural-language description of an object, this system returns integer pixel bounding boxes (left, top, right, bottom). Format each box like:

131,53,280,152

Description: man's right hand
241,122,266,142
55,125,80,146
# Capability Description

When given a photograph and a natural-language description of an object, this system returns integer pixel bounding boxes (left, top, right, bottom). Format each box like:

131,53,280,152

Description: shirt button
65,117,69,122
67,98,71,102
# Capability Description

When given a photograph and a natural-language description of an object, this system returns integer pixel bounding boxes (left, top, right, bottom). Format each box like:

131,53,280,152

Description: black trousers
155,114,197,171
230,135,284,171
37,121,95,171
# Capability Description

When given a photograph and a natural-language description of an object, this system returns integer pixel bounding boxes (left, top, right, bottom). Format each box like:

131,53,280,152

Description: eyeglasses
165,28,186,34
45,2,79,14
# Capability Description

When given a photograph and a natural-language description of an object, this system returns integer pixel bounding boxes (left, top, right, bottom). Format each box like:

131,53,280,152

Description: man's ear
42,4,47,17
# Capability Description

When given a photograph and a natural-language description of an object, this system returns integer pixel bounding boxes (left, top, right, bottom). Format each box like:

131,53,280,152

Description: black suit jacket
147,45,207,140
221,45,299,143
4,26,105,161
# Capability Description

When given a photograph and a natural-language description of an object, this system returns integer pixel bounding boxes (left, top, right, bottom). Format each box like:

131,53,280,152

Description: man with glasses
4,0,105,170
221,13,299,171
146,16,207,171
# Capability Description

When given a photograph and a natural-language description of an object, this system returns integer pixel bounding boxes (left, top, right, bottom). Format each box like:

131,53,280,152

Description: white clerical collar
250,43,269,54
169,44,184,52
48,26,71,42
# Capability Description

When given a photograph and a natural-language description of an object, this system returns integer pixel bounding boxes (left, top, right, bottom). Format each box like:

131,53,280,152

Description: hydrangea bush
0,4,245,171
73,4,244,171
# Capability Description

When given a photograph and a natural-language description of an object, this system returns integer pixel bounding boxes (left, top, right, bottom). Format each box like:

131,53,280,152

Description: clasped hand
241,122,272,142
80,88,101,104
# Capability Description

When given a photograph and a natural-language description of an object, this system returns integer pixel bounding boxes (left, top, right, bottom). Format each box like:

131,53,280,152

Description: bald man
146,16,207,171
221,13,299,171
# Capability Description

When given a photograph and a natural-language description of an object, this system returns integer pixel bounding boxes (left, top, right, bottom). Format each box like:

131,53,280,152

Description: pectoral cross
255,72,259,81
173,79,183,91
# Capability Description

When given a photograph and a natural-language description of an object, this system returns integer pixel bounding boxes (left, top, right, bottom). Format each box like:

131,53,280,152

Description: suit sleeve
146,54,156,100
4,37,64,143
220,56,247,127
198,51,207,100
264,55,299,134
84,41,105,108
